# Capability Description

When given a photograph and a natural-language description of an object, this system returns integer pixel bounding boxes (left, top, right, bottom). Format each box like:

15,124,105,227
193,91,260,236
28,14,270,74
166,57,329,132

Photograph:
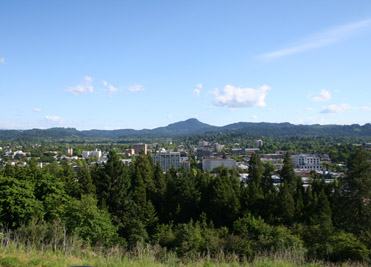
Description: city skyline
1,1,371,130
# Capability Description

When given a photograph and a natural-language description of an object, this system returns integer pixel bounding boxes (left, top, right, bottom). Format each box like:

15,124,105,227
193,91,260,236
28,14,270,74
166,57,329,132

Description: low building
202,158,236,172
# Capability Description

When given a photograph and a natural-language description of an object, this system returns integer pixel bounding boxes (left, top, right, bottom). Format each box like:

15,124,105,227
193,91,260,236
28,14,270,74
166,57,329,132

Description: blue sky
1,0,371,130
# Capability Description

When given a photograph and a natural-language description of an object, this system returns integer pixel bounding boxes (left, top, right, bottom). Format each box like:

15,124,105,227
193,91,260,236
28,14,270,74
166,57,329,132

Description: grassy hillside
0,241,367,267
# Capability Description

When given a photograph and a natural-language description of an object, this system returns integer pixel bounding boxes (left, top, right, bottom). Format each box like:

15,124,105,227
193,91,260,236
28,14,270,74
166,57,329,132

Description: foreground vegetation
1,238,367,267
0,148,370,265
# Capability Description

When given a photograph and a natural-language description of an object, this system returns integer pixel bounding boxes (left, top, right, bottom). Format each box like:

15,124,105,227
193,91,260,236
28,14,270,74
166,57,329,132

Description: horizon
1,1,371,130
0,117,370,131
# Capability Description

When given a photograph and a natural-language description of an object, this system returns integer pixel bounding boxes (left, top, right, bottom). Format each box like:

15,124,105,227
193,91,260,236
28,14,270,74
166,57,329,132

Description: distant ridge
0,119,370,140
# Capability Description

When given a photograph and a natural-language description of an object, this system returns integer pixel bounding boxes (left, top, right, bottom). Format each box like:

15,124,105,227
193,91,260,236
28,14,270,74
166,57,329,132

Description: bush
329,232,369,262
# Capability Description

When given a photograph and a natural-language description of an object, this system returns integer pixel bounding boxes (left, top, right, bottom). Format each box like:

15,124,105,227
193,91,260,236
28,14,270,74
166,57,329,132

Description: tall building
133,143,147,155
151,152,189,172
214,143,225,152
256,139,263,148
82,149,102,159
291,154,322,170
202,158,236,172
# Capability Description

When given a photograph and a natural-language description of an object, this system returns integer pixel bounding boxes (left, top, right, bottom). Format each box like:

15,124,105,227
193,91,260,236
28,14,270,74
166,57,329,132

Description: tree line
0,149,370,263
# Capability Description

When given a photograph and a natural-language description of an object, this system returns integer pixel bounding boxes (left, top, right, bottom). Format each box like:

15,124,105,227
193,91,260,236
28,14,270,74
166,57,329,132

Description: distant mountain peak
162,118,213,131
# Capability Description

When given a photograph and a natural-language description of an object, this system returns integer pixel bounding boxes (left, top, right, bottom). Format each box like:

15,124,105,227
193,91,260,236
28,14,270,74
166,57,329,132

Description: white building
82,149,102,159
202,158,236,172
213,143,225,152
291,154,322,170
152,152,189,172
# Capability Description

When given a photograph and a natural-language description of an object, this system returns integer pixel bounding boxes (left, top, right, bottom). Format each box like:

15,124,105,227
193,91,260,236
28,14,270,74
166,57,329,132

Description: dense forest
0,148,370,264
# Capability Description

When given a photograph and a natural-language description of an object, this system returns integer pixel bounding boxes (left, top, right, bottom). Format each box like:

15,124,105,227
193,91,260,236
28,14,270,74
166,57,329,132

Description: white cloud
33,108,42,112
102,80,118,97
44,115,65,123
259,19,371,59
312,89,331,102
66,76,94,95
213,84,270,109
361,105,371,111
250,115,258,119
128,84,145,92
193,88,201,97
320,104,351,114
167,114,172,119
193,83,202,97
0,58,5,64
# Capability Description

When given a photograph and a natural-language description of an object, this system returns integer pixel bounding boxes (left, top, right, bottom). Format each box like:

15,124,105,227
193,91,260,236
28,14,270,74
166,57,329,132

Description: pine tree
277,184,295,225
340,149,371,242
248,153,263,185
78,162,95,196
280,152,300,194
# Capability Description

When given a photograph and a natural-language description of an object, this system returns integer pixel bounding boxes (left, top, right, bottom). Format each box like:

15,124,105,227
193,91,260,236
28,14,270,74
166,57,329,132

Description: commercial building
133,143,147,155
291,154,322,170
152,152,189,172
256,139,263,148
82,149,102,159
202,158,236,172
213,143,225,152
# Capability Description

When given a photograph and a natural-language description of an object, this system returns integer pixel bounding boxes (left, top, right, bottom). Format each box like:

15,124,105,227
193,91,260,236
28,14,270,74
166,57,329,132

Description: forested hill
0,118,371,140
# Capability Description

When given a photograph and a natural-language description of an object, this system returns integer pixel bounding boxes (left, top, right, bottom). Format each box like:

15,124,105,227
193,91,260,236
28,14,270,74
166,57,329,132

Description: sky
1,0,371,130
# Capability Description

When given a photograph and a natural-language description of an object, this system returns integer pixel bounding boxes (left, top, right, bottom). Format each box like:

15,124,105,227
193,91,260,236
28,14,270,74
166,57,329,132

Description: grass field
1,240,367,267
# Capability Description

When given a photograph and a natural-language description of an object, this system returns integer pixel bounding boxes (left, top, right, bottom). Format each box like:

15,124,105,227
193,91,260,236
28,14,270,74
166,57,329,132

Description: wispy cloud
193,83,202,97
0,58,5,64
128,84,145,92
259,19,371,59
102,80,118,97
213,84,270,109
66,76,94,95
312,89,331,102
361,105,371,111
33,108,42,112
44,115,65,126
320,104,351,114
250,115,258,119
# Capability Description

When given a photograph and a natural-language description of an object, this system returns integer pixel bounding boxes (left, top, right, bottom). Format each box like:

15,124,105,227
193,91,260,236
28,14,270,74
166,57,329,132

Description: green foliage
329,232,370,262
64,195,118,246
340,149,371,241
0,176,43,228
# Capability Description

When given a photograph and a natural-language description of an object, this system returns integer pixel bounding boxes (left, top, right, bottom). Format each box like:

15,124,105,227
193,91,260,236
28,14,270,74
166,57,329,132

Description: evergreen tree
277,184,295,225
340,149,371,244
78,162,95,196
248,153,263,185
280,152,299,193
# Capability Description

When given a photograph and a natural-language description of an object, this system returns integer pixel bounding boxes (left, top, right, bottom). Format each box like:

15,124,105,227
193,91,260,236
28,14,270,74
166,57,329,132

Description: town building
256,139,263,148
133,143,147,155
213,143,225,152
202,158,236,172
291,154,322,170
82,149,102,159
152,152,189,172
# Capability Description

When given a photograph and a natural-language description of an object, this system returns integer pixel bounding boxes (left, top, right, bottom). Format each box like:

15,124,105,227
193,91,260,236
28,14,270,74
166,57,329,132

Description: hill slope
0,119,370,140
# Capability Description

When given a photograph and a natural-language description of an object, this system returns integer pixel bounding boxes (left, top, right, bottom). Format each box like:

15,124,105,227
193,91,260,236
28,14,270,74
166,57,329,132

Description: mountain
151,118,216,136
0,119,370,140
